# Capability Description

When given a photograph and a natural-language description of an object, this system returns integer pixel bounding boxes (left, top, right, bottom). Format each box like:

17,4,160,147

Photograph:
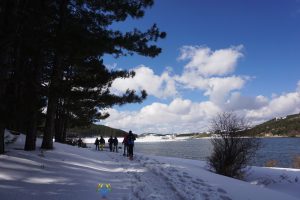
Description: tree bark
41,0,67,149
24,112,37,151
41,67,62,149
55,102,65,143
24,56,40,150
0,125,4,154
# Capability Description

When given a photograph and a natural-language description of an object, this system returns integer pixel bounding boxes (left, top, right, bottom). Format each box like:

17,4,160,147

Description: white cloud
111,65,177,99
204,76,246,104
246,90,300,122
103,98,220,134
297,80,300,92
102,44,300,134
176,71,247,105
111,45,247,105
225,92,269,111
178,45,243,77
103,81,300,133
175,45,247,105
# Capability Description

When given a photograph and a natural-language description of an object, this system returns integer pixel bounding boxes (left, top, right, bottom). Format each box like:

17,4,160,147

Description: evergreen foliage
244,113,300,137
0,0,165,152
68,124,128,138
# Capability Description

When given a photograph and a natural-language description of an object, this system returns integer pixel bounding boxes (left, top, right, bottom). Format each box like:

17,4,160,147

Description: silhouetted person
99,136,105,151
113,137,118,152
127,131,136,160
108,136,113,152
94,138,100,150
122,133,129,156
78,138,83,147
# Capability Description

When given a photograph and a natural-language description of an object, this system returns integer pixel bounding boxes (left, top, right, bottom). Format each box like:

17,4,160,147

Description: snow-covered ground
83,135,191,144
135,135,190,143
1,133,300,200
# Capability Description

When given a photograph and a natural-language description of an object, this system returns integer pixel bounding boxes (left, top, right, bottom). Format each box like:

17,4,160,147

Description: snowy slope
0,134,299,200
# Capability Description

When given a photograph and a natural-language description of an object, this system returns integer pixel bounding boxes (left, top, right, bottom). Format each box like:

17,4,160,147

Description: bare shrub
292,155,300,169
265,160,278,167
207,112,260,178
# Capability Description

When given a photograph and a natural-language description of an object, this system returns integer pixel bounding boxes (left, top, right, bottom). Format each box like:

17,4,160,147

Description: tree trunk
24,112,37,151
41,81,60,149
55,103,65,143
62,120,67,143
0,125,4,154
41,47,65,149
41,0,67,149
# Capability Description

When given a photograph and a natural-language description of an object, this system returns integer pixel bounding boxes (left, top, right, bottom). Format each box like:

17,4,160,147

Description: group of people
108,136,119,152
94,136,106,151
94,130,136,160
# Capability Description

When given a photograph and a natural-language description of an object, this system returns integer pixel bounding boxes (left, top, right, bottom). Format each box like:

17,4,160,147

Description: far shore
81,135,300,143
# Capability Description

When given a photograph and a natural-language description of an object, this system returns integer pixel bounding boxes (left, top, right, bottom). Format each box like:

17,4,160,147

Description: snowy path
107,153,183,200
136,155,232,200
1,135,300,200
106,152,233,200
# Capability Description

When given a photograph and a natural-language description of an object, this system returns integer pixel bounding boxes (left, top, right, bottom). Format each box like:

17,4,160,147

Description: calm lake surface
134,138,300,168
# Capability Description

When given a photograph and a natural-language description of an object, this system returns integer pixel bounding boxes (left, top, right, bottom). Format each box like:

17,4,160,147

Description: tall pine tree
0,0,166,151
41,0,166,149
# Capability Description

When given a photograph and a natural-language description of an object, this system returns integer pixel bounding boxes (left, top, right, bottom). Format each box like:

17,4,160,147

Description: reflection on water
135,138,300,167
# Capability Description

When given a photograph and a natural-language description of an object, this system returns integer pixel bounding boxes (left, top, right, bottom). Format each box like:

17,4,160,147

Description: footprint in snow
183,174,192,179
192,180,200,184
220,195,232,200
199,182,210,187
196,178,204,183
192,184,200,189
217,188,227,194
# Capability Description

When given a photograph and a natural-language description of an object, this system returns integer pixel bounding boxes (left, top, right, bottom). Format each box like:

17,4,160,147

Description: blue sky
101,0,300,134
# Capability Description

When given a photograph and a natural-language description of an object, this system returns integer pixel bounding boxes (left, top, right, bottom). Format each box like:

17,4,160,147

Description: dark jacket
122,135,128,145
108,137,113,145
94,138,100,145
100,138,105,144
113,137,118,145
127,133,135,145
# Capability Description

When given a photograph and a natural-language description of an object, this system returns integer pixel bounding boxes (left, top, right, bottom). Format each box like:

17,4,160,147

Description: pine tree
0,0,49,151
0,0,166,151
41,0,166,149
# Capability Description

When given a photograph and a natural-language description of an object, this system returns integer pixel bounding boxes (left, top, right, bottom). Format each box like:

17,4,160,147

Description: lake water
134,138,300,168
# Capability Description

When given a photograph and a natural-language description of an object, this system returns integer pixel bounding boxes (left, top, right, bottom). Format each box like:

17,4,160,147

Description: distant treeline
68,124,128,138
243,113,300,137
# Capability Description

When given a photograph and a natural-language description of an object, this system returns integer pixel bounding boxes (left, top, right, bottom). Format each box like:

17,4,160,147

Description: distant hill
67,124,128,138
139,132,211,138
245,113,300,137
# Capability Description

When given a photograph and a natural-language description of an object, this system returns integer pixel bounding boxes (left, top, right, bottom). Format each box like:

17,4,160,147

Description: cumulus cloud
246,90,300,122
111,65,177,99
111,45,246,105
225,92,269,111
103,98,221,134
103,84,300,133
178,45,243,77
176,45,247,105
103,81,300,133
102,44,300,134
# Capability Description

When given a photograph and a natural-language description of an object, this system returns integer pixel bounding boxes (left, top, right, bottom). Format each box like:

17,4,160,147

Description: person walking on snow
94,138,100,151
113,136,118,152
127,130,136,160
108,136,113,152
122,133,129,156
77,138,83,147
99,136,105,151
